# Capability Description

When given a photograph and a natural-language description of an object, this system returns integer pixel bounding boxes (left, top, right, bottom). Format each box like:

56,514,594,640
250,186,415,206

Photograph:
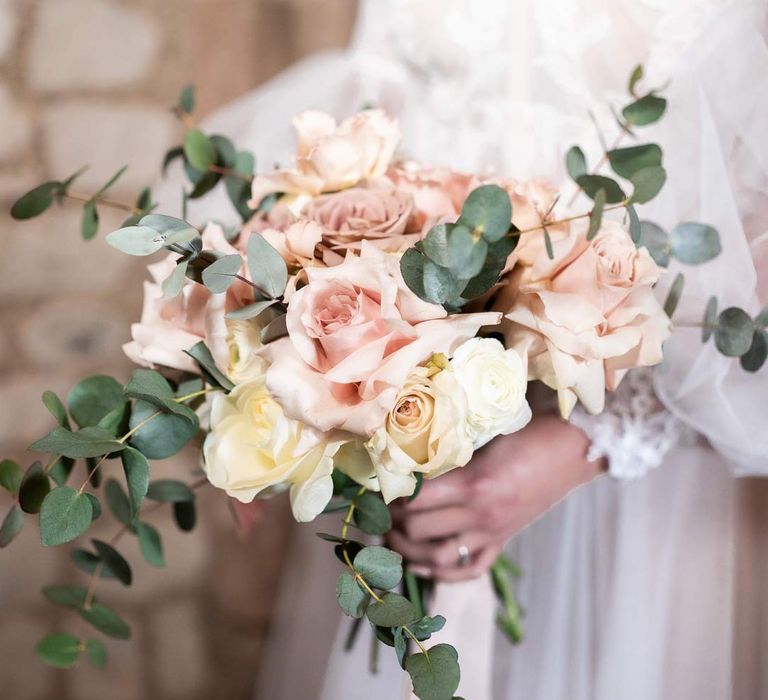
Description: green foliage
39,487,93,546
366,593,418,627
202,254,243,293
663,272,685,318
85,493,102,521
456,185,512,243
336,570,369,618
628,166,666,204
225,299,277,321
626,204,641,243
0,505,24,547
628,64,644,96
161,260,189,298
668,222,721,264
104,478,131,526
177,84,196,115
42,390,70,428
10,182,59,220
120,447,149,522
491,554,525,644
67,375,125,428
260,313,289,344
741,330,768,372
79,602,131,640
72,548,116,580
92,539,132,585
36,633,81,669
43,585,89,609
137,521,165,567
566,146,587,180
18,463,51,514
173,500,197,532
622,94,667,126
184,341,235,392
0,459,23,495
405,644,461,700
106,214,199,256
30,426,124,460
586,189,606,241
127,400,198,460
353,492,392,536
715,307,755,357
702,297,718,342
146,479,194,503
354,546,402,590
85,639,108,668
184,129,217,172
576,174,626,203
81,201,99,240
607,144,662,179
124,369,197,423
408,615,446,641
246,233,289,298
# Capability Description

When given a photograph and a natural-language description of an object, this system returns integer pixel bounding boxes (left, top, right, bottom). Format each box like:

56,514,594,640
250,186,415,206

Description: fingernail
408,565,432,577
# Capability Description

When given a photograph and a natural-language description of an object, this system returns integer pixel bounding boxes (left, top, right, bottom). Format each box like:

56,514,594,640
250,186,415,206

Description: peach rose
302,185,416,253
261,243,500,435
124,223,250,374
498,220,670,417
248,109,400,207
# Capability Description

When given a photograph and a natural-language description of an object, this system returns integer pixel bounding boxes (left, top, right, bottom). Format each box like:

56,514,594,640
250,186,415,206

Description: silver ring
457,544,471,567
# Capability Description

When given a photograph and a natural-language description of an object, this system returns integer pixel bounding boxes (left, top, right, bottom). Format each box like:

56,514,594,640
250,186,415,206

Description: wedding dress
160,1,768,698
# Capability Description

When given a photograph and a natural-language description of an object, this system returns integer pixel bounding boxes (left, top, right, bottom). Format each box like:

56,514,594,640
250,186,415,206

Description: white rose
336,366,474,503
450,338,531,448
203,377,340,522
225,319,267,384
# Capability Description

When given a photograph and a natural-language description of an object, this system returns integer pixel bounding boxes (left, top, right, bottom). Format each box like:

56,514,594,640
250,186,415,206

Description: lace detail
570,369,693,479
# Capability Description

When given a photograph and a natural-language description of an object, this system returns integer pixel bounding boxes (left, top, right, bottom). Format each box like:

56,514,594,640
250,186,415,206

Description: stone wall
0,1,357,698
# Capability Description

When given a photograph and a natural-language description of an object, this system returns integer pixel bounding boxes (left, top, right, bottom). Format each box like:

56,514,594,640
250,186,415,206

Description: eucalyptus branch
63,190,139,214
511,200,630,237
209,164,253,183
566,125,628,207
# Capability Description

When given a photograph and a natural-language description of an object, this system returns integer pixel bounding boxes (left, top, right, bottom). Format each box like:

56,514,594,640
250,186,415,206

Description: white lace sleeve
569,369,694,480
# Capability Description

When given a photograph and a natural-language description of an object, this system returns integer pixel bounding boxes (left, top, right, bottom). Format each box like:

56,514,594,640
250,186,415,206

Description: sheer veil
154,1,768,698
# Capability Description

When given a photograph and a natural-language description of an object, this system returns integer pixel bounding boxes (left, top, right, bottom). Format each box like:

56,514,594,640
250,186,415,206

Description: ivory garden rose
262,243,500,435
499,220,670,417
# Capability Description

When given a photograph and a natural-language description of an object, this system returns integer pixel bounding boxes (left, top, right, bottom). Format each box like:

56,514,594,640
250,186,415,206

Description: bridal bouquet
3,68,764,699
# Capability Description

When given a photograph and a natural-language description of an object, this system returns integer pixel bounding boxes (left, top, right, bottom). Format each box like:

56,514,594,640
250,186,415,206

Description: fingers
430,543,502,583
392,505,478,541
396,469,469,513
388,529,492,568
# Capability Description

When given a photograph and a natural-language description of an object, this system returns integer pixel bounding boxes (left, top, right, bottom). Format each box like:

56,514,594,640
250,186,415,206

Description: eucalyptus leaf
740,330,768,372
72,548,116,580
81,200,99,240
184,341,235,392
715,307,754,357
607,144,662,179
460,237,515,299
121,447,149,522
18,462,50,514
628,64,644,96
39,486,93,546
85,639,108,669
127,400,197,460
421,224,451,267
366,592,418,627
336,570,369,618
394,627,407,669
405,644,461,700
543,228,554,260
67,375,125,428
85,493,101,521
669,222,722,265
124,369,197,423
178,84,196,114
91,539,132,585
184,129,217,172
400,247,427,300
586,189,606,241
10,182,59,220
260,313,288,344
423,261,462,305
138,214,199,246
638,220,671,267
42,585,89,609
629,166,666,204
622,95,667,126
79,603,131,640
409,615,446,641
42,390,70,428
161,259,189,298
576,174,626,204
353,493,393,536
105,225,165,256
0,459,23,495
173,500,197,532
202,254,243,293
246,234,288,298
663,272,685,318
225,299,277,320
565,146,587,181
755,305,768,329
626,203,641,243
36,633,81,669
0,505,23,547
146,479,194,503
354,546,403,590
457,185,512,242
447,225,487,279
137,521,165,567
30,426,124,459
702,296,718,342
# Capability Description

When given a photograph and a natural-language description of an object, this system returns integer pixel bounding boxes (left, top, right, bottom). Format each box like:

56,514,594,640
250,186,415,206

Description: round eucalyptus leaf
629,165,666,204
702,296,718,343
366,592,418,628
458,185,512,242
42,390,70,428
105,225,164,256
67,375,125,428
42,585,89,609
0,505,24,548
755,305,768,329
71,548,116,580
400,247,427,300
79,603,131,640
10,182,59,220
353,493,393,536
405,643,461,700
715,307,754,357
177,84,196,114
202,254,243,293
669,222,722,265
638,220,670,267
565,145,587,181
137,521,165,567
354,545,403,590
85,639,108,669
19,463,50,514
421,224,451,267
173,500,197,532
740,330,767,372
92,539,132,585
336,570,369,618
576,174,626,204
622,95,667,126
121,447,149,521
225,299,277,321
161,260,189,298
246,233,288,298
127,400,198,459
607,144,662,180
81,200,99,240
146,479,195,503
85,493,101,521
409,615,447,642
36,633,81,669
447,225,487,279
184,129,217,172
0,458,23,495
39,486,93,547
423,260,463,305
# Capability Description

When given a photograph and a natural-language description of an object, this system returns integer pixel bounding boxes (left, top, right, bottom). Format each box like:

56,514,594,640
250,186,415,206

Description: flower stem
63,190,139,214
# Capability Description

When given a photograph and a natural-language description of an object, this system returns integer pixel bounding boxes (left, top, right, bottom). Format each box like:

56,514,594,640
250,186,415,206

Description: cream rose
203,377,340,522
450,338,532,448
336,366,474,502
302,185,416,253
225,319,267,384
498,220,670,417
262,243,500,436
248,109,400,207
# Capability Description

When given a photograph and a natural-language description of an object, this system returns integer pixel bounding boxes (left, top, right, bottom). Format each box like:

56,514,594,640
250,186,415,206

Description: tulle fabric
152,0,768,698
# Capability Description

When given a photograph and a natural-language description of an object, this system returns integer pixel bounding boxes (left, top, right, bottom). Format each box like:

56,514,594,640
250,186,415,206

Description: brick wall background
0,1,357,698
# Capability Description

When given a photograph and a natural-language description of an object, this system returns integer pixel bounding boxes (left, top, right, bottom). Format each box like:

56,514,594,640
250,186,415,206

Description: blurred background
0,1,357,698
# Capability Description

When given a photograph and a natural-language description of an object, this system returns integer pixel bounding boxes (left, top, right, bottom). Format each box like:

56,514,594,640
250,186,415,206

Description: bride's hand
387,414,605,582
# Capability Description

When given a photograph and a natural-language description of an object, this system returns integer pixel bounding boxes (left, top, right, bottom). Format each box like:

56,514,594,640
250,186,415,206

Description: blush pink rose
497,220,670,417
302,185,417,253
262,243,500,435
248,109,400,207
